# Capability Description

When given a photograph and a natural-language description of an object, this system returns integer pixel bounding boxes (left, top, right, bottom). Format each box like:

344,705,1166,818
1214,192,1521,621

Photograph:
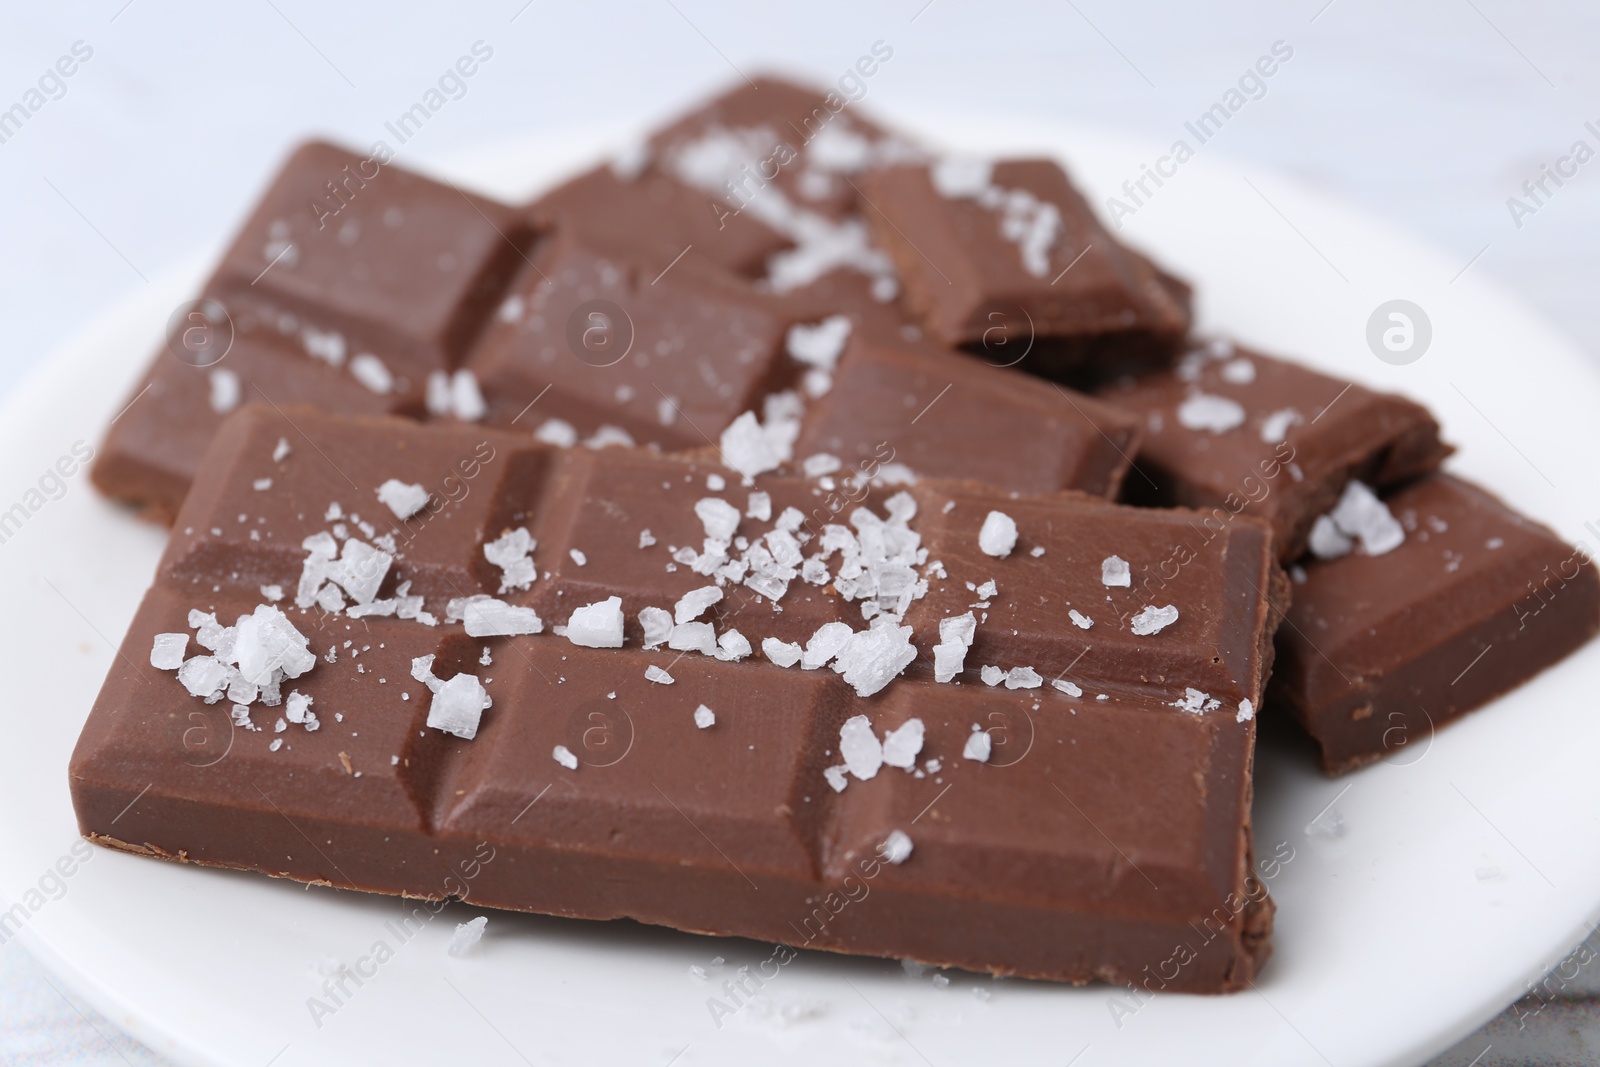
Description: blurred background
3,2,1598,1063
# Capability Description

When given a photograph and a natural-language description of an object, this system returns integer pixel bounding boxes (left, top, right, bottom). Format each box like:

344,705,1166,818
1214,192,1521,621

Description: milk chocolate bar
858,159,1192,373
71,405,1284,989
1270,474,1600,774
91,141,534,523
1096,343,1452,561
94,135,1148,523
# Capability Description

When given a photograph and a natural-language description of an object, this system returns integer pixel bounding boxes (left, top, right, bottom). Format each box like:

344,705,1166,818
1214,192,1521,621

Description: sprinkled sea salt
978,511,1018,558
448,916,487,957
1237,699,1255,723
1068,609,1093,630
963,727,992,762
674,585,724,624
1176,392,1246,433
1327,481,1405,557
566,597,625,649
376,479,429,520
1051,679,1083,697
881,718,925,769
535,419,578,448
1131,605,1180,636
1260,407,1301,444
484,528,537,592
1101,555,1131,588
694,704,716,729
762,638,803,668
209,369,240,414
645,665,675,685
350,353,394,395
553,744,578,770
1005,666,1042,690
839,715,884,779
150,633,188,670
980,665,1004,687
880,829,913,865
460,598,542,638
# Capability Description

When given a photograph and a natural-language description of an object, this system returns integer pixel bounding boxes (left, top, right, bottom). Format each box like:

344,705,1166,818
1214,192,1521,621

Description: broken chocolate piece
859,158,1191,373
92,141,533,523
1270,474,1600,774
1096,343,1452,561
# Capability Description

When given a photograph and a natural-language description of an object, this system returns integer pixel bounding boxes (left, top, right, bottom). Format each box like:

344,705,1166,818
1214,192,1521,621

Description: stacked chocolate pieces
74,75,1598,990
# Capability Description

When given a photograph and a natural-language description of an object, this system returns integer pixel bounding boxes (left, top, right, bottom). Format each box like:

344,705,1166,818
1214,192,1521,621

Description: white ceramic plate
4,109,1599,1067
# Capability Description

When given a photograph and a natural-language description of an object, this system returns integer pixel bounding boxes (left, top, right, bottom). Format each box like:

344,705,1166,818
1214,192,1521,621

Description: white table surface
3,2,1598,1064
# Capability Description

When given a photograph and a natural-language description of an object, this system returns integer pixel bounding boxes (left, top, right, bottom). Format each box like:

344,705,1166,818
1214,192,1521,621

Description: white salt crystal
302,327,345,366
1131,605,1180,636
978,511,1018,558
567,597,625,648
178,655,229,698
881,718,925,769
667,622,717,656
639,607,674,650
284,690,313,724
376,479,428,520
232,605,316,685
1308,515,1353,560
746,492,772,521
1069,609,1093,630
719,411,788,480
802,621,854,669
823,765,849,792
762,637,803,667
534,419,578,448
253,478,273,491
715,629,752,662
638,529,656,549
1237,699,1255,723
150,633,188,670
425,370,451,416
1329,481,1405,556
1260,407,1300,444
939,612,977,648
463,599,542,637
839,715,884,779
881,829,914,865
674,586,724,625
272,437,291,463
1176,392,1246,433
980,665,1004,687
569,548,587,566
350,353,393,395
1005,667,1043,690
1051,679,1083,697
832,618,918,697
552,744,578,770
450,369,487,421
694,497,741,542
933,642,968,683
645,665,675,685
426,673,491,739
803,453,842,478
484,528,536,592
1101,555,1131,587
209,369,240,414
786,315,852,370
963,727,992,762
694,704,716,729
447,916,487,957
1220,357,1256,384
